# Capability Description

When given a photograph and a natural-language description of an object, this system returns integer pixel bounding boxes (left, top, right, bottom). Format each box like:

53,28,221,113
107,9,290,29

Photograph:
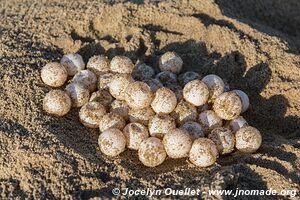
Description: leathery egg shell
79,101,106,128
123,122,149,150
163,128,192,158
148,114,176,139
213,91,242,120
43,90,71,116
98,128,126,156
138,137,166,167
183,80,209,106
189,138,219,167
65,83,90,107
72,70,97,92
99,113,126,132
60,53,85,76
151,87,177,115
124,81,153,110
235,126,262,153
41,62,68,87
208,127,235,155
109,74,133,100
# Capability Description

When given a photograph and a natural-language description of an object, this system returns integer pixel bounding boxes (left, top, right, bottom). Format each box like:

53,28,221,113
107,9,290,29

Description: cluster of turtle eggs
42,51,262,168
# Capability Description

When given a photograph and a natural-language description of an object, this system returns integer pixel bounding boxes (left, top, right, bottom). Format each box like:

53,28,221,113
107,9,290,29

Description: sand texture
0,0,300,199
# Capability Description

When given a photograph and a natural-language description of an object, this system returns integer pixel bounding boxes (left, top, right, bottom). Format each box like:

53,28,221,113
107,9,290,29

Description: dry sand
0,0,300,199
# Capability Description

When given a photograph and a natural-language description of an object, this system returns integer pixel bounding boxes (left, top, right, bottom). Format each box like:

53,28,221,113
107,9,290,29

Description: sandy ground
0,0,300,199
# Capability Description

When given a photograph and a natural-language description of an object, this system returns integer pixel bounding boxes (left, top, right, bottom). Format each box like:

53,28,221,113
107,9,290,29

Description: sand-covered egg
171,100,197,125
110,56,134,74
124,81,153,109
87,55,110,76
159,51,183,74
43,90,71,116
202,74,225,101
110,100,130,121
65,83,90,107
189,138,219,167
235,126,262,153
213,91,242,120
163,129,192,158
98,128,126,157
99,113,126,132
208,127,235,155
79,102,106,128
72,70,97,92
41,62,68,87
151,87,177,114
180,121,204,140
60,53,85,76
198,110,223,135
148,114,176,138
109,74,133,100
123,122,149,150
138,137,167,167
128,107,155,126
183,80,209,106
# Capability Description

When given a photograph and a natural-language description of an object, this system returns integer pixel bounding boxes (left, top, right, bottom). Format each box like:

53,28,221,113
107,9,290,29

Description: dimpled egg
79,102,106,128
235,126,262,153
60,53,85,76
128,107,155,126
171,100,197,125
148,114,176,139
183,80,209,106
43,90,71,116
86,55,110,76
151,87,177,115
110,56,134,74
189,138,219,167
124,81,153,109
98,128,126,156
65,83,90,107
109,74,133,100
198,110,223,135
72,70,97,92
213,91,242,120
202,74,225,101
208,127,235,155
159,51,183,74
123,122,149,150
138,137,167,167
180,121,204,140
99,113,126,132
41,62,68,87
110,100,130,121
163,129,192,159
